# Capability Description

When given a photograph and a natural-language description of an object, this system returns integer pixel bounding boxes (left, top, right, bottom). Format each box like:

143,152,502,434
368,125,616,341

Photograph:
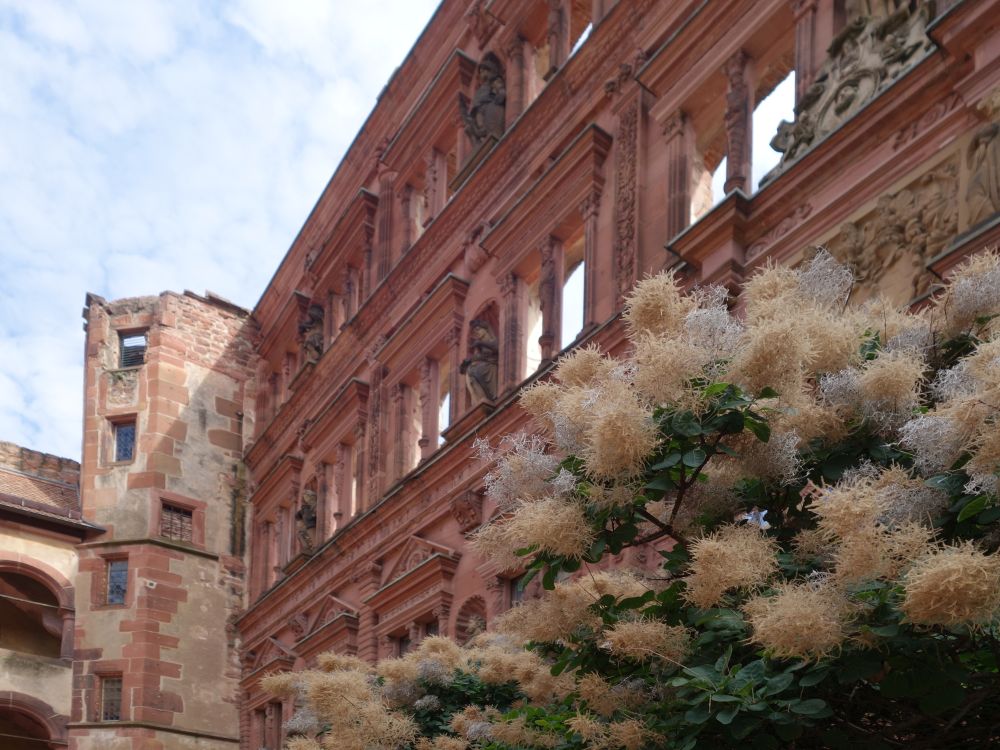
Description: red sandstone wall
73,291,256,750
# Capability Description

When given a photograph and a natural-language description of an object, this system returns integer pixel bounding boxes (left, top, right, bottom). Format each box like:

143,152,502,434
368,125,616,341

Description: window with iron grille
119,331,147,368
113,421,135,462
161,503,193,542
101,676,123,721
106,559,127,605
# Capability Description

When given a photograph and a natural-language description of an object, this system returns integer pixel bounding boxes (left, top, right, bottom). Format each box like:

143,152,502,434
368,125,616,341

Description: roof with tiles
0,440,80,518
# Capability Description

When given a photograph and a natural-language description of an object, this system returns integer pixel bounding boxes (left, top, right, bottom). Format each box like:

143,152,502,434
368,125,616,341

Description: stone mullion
723,49,753,195
663,110,693,240
357,563,382,663
353,421,367,512
791,0,819,105
391,383,406,480
579,193,600,330
499,272,525,393
447,324,463,422
376,170,395,282
419,359,437,460
504,36,525,126
539,236,565,363
400,185,414,255
546,0,570,77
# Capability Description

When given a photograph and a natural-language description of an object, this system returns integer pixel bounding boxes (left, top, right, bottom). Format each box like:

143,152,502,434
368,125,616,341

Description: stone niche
104,368,139,407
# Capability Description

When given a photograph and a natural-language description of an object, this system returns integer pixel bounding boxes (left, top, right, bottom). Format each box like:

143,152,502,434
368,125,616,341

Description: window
106,559,127,605
100,676,123,721
113,420,136,462
437,391,450,447
160,503,193,542
751,71,796,190
561,260,585,350
118,331,147,368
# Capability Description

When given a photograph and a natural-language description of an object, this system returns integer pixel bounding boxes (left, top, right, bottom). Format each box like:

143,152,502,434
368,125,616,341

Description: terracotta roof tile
0,466,79,514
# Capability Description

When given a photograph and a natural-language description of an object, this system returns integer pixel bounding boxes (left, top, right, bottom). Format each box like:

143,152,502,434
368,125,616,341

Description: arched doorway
0,693,67,749
0,572,63,658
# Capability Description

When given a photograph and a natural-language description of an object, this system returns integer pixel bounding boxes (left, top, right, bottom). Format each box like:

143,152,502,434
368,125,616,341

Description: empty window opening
525,281,543,376
569,22,592,57
711,155,728,206
113,420,136,463
160,503,193,542
118,332,147,368
752,71,796,190
106,559,127,605
438,391,451,447
561,247,585,351
101,676,123,721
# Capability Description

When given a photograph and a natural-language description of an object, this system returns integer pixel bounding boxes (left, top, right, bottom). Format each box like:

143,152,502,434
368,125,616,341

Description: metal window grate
161,503,193,542
119,332,147,368
114,421,135,462
106,559,127,605
101,676,123,721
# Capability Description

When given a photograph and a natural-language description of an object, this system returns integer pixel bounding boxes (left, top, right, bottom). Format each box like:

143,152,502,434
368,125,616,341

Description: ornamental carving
459,53,506,151
465,0,499,48
461,318,499,403
295,488,318,553
763,1,934,183
450,490,483,533
297,302,325,364
613,100,639,304
826,159,958,302
747,204,814,260
967,122,1000,226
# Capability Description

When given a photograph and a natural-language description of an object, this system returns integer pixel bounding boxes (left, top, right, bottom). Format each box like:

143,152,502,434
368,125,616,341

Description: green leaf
763,673,794,696
790,698,828,716
746,419,771,443
685,703,711,724
683,449,707,467
542,565,559,590
757,387,780,399
710,694,741,703
798,669,828,687
651,453,682,470
957,495,989,522
978,506,1000,524
716,705,740,725
672,411,703,437
645,475,676,491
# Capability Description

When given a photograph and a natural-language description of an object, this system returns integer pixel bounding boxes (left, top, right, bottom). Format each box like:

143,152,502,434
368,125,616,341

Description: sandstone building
2,0,999,748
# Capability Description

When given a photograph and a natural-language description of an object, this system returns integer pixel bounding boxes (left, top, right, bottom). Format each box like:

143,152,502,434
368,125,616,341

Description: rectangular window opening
113,420,136,463
100,675,123,721
160,503,194,542
106,559,127,605
118,331,147,368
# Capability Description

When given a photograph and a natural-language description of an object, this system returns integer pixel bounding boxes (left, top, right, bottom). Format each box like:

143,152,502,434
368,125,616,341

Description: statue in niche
460,318,499,403
967,122,1000,226
298,303,325,364
295,488,318,553
458,53,506,149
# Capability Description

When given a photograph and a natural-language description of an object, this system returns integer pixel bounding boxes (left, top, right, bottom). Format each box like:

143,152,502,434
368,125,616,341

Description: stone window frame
104,413,138,466
91,552,131,610
116,327,148,369
99,674,124,721
147,489,208,549
88,659,129,723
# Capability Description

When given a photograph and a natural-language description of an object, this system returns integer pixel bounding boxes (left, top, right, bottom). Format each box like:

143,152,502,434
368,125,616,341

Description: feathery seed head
622,271,694,338
902,543,1000,628
743,583,848,660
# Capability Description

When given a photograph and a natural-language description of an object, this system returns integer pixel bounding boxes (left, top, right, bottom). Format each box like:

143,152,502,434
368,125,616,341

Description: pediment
247,636,297,674
382,535,459,586
308,593,359,634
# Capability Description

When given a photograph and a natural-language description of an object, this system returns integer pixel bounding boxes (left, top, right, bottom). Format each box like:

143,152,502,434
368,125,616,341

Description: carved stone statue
458,53,506,150
295,489,318,553
298,303,325,364
449,490,482,533
460,318,499,403
967,122,1000,226
762,2,933,183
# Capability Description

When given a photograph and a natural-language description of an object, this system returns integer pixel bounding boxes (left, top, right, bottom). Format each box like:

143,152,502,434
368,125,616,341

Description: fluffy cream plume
743,583,849,660
476,433,559,510
898,412,966,473
809,476,882,540
622,270,694,338
728,317,814,394
857,350,925,430
608,719,656,750
601,619,689,663
933,248,1000,336
287,738,322,750
316,653,371,673
902,543,1000,628
872,465,948,526
566,713,608,743
683,525,779,608
965,425,1000,496
554,344,616,387
505,496,595,559
741,262,801,320
630,334,706,408
468,518,523,572
519,381,562,434
965,337,1000,389
576,673,626,717
580,380,659,479
551,386,594,454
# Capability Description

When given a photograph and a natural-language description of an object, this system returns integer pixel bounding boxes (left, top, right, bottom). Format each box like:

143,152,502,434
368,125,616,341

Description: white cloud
0,0,439,458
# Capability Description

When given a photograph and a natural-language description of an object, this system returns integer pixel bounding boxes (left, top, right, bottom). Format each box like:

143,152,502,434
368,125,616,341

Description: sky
0,0,440,460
